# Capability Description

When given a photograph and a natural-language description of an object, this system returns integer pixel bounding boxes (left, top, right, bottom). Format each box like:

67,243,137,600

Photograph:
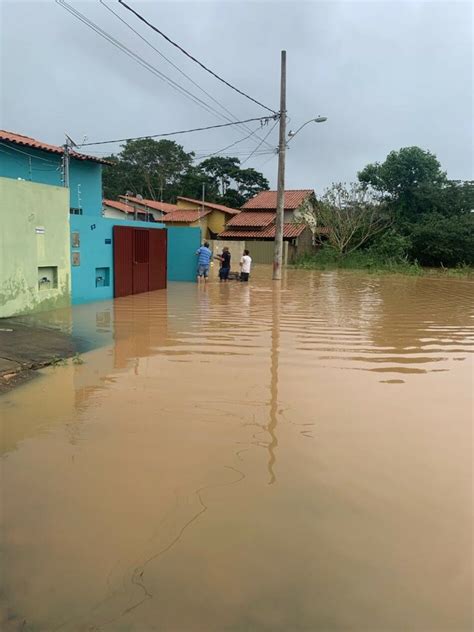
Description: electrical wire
80,116,276,146
98,0,274,151
255,151,278,169
240,118,279,166
56,0,255,129
118,0,277,115
0,141,59,163
193,127,264,161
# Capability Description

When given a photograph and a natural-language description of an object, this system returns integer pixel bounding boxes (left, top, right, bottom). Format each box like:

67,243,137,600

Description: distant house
103,199,155,222
161,196,240,239
240,189,316,222
218,189,317,264
117,195,178,221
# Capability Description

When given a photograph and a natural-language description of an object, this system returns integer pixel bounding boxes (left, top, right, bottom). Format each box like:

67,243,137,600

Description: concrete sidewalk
0,319,77,392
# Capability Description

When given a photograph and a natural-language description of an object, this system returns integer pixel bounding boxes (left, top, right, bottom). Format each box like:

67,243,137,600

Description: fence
209,240,245,272
244,240,288,265
209,239,290,267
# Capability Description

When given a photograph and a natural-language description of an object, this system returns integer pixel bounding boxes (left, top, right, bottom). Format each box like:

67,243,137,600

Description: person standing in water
215,246,231,282
239,249,252,282
195,241,212,283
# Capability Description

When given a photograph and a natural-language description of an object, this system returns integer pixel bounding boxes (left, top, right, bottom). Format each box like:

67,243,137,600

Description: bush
367,229,411,262
409,213,474,267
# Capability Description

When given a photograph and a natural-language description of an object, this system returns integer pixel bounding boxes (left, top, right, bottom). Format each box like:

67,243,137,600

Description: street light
288,116,327,141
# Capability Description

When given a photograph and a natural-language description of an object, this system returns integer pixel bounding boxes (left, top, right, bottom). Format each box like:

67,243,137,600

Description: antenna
65,133,78,148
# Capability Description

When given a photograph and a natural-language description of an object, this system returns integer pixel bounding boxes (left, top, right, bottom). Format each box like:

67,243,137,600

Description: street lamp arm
288,116,327,142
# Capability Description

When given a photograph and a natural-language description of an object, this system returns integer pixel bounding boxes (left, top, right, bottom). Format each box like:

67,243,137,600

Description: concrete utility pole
273,50,287,281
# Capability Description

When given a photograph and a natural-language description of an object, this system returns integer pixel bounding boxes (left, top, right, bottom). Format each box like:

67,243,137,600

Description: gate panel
113,225,133,298
149,229,167,291
133,229,150,295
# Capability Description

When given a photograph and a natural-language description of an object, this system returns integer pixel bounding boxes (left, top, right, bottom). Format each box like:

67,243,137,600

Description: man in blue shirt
195,241,213,282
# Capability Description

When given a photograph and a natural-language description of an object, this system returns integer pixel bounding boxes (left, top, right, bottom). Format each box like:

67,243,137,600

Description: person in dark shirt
216,246,231,282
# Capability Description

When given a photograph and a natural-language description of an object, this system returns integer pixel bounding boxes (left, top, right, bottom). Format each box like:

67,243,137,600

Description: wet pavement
1,268,473,631
0,319,78,392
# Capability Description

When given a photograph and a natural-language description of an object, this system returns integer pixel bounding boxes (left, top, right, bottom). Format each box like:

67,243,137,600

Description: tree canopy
102,138,269,207
309,147,473,268
354,147,474,266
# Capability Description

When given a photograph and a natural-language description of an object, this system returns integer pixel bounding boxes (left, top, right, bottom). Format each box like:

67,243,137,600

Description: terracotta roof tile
226,212,275,228
219,223,308,239
0,129,109,164
161,209,212,223
177,196,240,215
103,199,153,216
118,196,177,213
241,189,314,210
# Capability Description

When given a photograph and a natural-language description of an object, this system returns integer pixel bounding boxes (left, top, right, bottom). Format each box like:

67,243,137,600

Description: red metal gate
149,229,167,291
132,229,150,295
113,226,167,298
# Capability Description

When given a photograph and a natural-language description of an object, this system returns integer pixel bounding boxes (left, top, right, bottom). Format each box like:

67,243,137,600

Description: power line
193,127,264,161
0,141,58,163
98,0,274,151
240,118,279,166
56,0,251,128
80,116,276,146
193,150,274,160
118,0,277,115
256,151,278,169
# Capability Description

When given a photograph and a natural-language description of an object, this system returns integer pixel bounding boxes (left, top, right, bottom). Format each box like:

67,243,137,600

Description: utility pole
63,136,70,189
273,50,287,281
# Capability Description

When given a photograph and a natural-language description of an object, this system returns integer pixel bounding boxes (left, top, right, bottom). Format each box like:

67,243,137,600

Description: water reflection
1,270,472,631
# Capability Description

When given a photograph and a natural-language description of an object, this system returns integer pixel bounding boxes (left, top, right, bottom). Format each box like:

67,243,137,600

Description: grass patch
293,247,473,277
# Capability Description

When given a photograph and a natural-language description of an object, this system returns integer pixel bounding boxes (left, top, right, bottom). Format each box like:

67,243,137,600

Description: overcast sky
1,0,472,192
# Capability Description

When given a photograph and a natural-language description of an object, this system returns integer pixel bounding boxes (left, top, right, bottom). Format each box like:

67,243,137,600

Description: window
38,266,58,290
95,267,110,287
70,208,83,215
71,231,80,248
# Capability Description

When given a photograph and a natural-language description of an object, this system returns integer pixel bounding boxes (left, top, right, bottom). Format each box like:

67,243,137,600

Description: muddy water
1,269,472,631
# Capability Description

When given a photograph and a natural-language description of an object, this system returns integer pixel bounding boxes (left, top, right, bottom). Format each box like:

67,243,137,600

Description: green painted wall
0,177,71,317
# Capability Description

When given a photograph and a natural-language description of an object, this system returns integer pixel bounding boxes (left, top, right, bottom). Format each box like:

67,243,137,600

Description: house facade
0,130,200,317
218,189,316,264
103,199,154,222
161,196,240,239
0,177,71,317
117,196,178,221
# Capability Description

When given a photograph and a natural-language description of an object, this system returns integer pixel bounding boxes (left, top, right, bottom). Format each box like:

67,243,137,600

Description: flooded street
1,268,472,631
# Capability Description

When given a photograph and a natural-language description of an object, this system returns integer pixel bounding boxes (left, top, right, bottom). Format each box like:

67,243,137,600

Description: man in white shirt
240,249,252,282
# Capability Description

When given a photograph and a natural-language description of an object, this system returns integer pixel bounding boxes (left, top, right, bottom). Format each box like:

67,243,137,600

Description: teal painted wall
0,177,71,318
167,227,201,281
0,142,102,216
70,218,200,304
1,141,200,310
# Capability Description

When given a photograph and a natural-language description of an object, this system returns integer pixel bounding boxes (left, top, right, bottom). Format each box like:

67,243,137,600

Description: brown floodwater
1,268,472,631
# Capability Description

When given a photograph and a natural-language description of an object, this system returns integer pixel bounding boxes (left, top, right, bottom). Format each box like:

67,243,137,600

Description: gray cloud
1,1,472,192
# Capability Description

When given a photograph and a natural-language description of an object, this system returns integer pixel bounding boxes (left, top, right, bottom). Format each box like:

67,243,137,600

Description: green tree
199,156,269,207
102,140,269,207
236,167,270,201
102,138,194,201
358,146,447,221
175,165,219,201
199,156,240,197
315,183,391,255
409,213,474,267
